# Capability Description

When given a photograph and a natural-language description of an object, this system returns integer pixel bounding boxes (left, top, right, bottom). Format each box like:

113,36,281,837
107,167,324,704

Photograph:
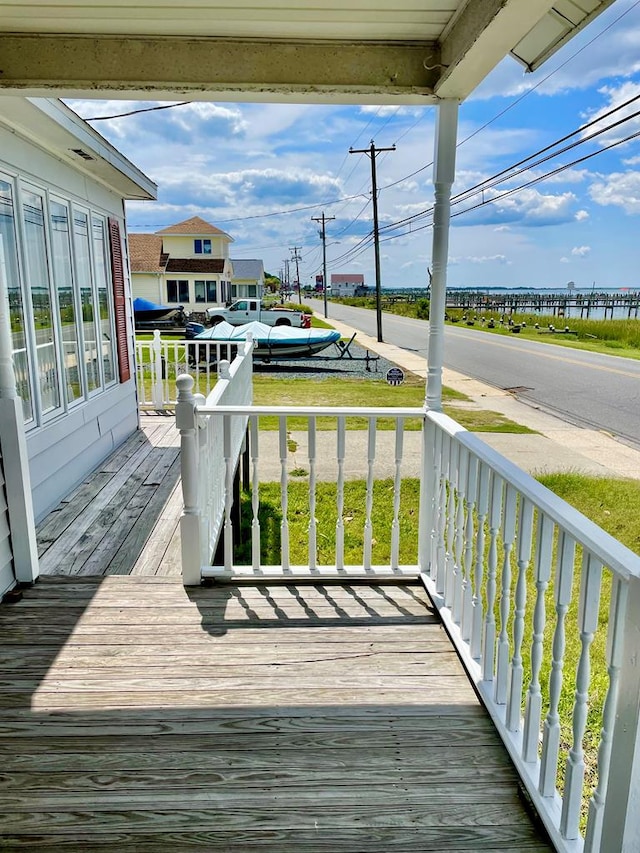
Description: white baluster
435,428,447,595
471,462,490,660
418,414,435,576
363,417,376,571
223,414,234,570
461,452,477,642
444,436,457,607
494,484,517,705
584,575,627,851
523,513,554,762
308,416,317,572
335,416,346,571
452,444,467,625
151,329,164,406
176,374,201,585
561,552,603,839
483,473,503,683
540,532,576,796
250,415,261,572
390,417,404,569
506,497,534,731
279,415,290,572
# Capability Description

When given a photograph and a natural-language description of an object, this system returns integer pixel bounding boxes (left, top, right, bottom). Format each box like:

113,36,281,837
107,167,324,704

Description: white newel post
0,238,38,584
151,330,164,407
426,99,459,412
176,373,202,586
599,573,640,852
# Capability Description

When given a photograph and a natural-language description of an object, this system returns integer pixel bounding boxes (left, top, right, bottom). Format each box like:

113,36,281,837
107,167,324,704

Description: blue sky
68,0,640,291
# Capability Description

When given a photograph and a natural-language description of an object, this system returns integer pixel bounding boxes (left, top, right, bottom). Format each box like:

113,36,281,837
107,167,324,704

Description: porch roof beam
0,34,441,104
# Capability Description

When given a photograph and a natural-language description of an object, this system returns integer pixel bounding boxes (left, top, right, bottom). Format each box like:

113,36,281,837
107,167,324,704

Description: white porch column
426,100,459,412
0,239,38,584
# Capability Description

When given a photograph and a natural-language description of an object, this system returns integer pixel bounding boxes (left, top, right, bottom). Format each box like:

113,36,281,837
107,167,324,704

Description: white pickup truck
206,299,310,328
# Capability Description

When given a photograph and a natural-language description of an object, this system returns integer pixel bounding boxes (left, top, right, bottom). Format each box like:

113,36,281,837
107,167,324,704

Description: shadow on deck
0,576,552,851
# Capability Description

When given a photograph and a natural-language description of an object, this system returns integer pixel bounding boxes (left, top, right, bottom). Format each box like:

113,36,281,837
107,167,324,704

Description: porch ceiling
0,0,616,104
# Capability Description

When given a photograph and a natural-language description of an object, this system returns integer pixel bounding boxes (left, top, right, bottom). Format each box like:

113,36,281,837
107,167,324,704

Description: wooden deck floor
37,416,183,577
0,576,552,851
20,418,553,850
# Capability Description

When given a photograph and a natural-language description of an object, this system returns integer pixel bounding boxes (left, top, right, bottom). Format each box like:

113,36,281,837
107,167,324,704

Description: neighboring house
331,273,366,298
230,259,264,300
0,97,155,596
129,217,234,314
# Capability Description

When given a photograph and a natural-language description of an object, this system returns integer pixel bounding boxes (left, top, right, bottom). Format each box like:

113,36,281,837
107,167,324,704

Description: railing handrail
426,408,640,582
199,404,425,417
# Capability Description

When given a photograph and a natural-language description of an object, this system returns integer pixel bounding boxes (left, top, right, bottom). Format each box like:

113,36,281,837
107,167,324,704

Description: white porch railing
176,354,640,853
176,336,254,586
136,330,236,409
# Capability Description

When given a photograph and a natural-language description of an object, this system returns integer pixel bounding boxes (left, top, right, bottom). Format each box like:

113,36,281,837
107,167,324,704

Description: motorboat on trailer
133,298,185,328
188,320,341,360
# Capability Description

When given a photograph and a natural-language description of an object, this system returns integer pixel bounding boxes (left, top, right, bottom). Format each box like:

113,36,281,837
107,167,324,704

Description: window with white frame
0,172,122,427
194,238,212,255
167,279,189,303
194,280,217,303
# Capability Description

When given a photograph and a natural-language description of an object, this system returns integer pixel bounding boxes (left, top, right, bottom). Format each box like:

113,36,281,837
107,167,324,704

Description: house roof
231,259,264,281
331,274,364,284
129,234,167,272
156,217,232,240
0,2,616,104
0,98,156,200
165,258,226,274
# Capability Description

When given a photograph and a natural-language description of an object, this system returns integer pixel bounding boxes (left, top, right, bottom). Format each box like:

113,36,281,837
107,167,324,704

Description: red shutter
108,217,131,383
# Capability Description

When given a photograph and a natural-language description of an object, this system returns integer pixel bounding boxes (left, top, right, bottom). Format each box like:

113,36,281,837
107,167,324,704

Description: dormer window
194,238,211,254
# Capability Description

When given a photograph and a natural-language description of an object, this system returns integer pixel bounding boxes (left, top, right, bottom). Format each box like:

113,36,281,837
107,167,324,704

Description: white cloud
589,171,640,213
571,245,591,257
467,254,509,264
575,209,589,221
560,257,570,263
580,80,640,147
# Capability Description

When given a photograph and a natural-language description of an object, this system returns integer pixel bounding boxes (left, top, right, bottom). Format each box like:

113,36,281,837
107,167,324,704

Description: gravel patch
252,340,402,381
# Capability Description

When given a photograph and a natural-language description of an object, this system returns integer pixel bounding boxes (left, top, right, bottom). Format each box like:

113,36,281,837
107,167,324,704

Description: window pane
206,281,216,302
194,281,205,303
178,281,189,302
203,239,211,255
0,179,33,421
22,189,60,415
50,200,83,403
194,239,202,254
92,216,115,385
167,280,178,302
73,210,100,392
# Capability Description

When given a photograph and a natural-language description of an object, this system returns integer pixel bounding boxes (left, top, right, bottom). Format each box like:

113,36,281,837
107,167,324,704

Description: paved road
308,298,640,450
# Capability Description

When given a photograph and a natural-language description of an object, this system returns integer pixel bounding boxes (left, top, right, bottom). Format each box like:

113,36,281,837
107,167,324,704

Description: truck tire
275,318,291,326
209,315,225,326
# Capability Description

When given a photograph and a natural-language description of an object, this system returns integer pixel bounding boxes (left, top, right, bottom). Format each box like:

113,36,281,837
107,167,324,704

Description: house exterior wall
133,272,163,303
0,454,14,598
161,234,230,259
0,122,139,522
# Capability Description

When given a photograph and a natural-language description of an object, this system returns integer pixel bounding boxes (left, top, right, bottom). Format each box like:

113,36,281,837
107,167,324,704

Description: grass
252,375,534,434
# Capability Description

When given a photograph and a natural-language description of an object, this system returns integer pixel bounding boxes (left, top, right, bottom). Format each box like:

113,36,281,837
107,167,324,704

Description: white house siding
0,452,15,598
0,121,140,522
133,272,163,303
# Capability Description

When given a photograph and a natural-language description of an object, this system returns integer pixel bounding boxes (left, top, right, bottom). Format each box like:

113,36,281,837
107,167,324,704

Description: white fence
176,337,254,585
136,330,237,409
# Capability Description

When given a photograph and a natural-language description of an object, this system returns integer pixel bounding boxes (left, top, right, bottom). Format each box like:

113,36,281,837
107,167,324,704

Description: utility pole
290,246,302,303
282,259,290,301
349,139,395,342
311,212,335,318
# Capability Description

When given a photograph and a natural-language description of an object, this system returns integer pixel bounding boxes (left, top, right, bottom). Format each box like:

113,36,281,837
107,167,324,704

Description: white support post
176,373,202,586
151,329,164,407
426,99,459,412
0,247,38,585
598,574,640,851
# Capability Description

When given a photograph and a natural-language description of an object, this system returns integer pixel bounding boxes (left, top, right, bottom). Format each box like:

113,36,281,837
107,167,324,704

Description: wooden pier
444,290,640,319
